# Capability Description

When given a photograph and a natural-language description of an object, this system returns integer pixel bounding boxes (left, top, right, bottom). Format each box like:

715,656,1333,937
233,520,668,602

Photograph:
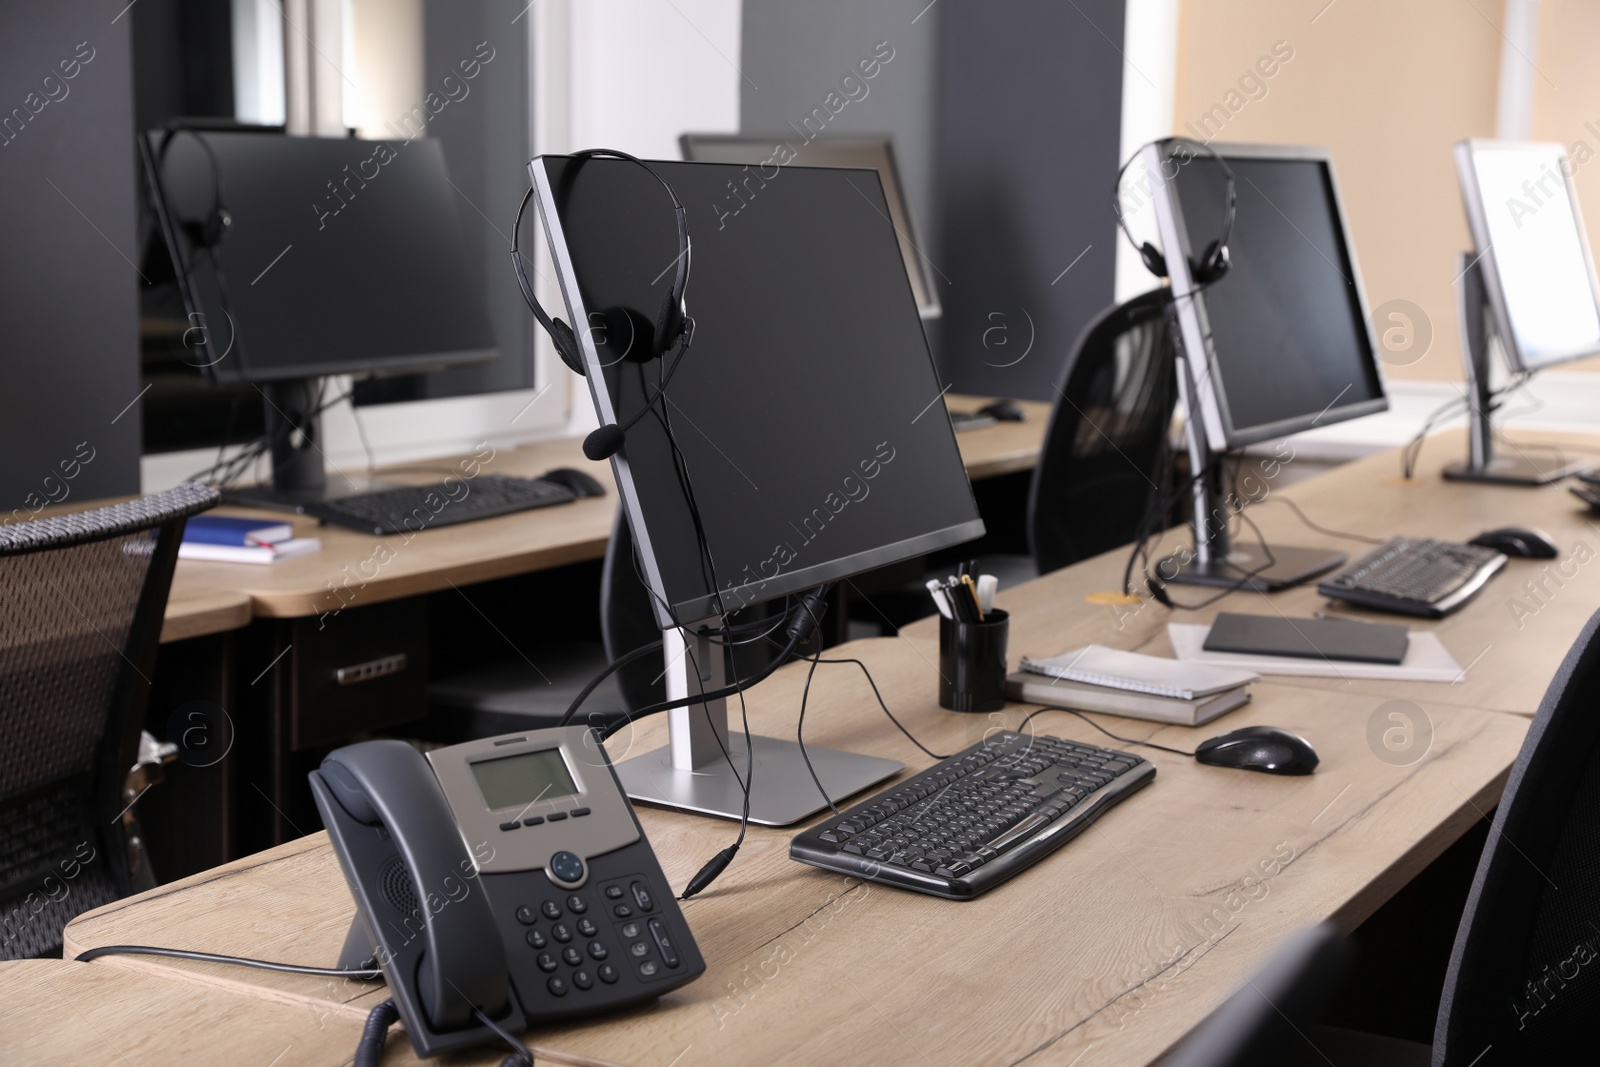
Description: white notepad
1019,645,1259,700
1168,623,1465,682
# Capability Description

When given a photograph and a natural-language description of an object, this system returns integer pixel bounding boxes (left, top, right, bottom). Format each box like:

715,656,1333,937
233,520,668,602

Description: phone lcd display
470,748,579,810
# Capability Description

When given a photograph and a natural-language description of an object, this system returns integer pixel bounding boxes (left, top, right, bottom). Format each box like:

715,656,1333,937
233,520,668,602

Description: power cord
75,943,382,979
1019,706,1197,757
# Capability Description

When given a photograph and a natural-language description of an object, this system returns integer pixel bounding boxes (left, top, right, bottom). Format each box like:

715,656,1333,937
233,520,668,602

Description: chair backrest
1163,923,1354,1067
0,483,217,958
1026,287,1177,576
1434,606,1600,1062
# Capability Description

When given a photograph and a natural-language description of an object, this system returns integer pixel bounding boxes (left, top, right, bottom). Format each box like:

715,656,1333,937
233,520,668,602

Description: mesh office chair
0,483,218,959
1026,286,1178,577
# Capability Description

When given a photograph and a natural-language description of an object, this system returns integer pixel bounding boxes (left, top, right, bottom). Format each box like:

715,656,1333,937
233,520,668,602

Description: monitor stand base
1159,544,1347,593
614,733,902,827
1442,454,1587,486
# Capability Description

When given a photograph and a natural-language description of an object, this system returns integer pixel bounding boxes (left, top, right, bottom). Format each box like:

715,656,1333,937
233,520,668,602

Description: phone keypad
510,871,684,1006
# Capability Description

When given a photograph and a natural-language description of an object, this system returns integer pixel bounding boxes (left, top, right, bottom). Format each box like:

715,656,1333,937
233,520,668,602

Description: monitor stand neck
1442,251,1584,485
612,620,902,826
221,377,396,512
1157,350,1346,593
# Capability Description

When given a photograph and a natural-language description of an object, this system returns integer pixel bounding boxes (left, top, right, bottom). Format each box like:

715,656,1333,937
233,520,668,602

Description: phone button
566,894,587,914
546,812,568,822
571,807,591,817
577,918,598,937
536,953,559,973
548,850,585,886
586,940,607,960
551,923,572,943
648,919,681,968
515,905,538,925
547,976,568,997
498,821,520,831
540,900,562,920
573,969,593,990
522,815,544,827
598,963,619,984
525,929,546,949
631,882,655,912
604,885,625,900
562,946,583,967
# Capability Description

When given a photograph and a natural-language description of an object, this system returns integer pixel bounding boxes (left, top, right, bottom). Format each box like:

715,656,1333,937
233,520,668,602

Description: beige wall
1173,0,1501,380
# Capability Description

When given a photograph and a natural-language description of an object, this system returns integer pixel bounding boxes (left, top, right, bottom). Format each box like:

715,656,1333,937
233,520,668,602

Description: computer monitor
1447,140,1600,483
140,130,496,504
679,133,942,319
1145,141,1388,589
530,154,983,823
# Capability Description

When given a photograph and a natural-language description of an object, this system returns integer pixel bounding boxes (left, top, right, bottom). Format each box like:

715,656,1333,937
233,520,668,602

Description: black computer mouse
1468,525,1558,559
540,467,607,498
1194,726,1319,776
978,399,1027,422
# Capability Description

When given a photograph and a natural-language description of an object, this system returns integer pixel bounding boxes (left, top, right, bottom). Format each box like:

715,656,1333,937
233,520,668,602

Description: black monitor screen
146,131,496,382
536,157,983,624
1172,154,1384,441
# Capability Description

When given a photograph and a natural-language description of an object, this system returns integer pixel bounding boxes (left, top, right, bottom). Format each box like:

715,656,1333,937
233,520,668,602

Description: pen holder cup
938,609,1009,713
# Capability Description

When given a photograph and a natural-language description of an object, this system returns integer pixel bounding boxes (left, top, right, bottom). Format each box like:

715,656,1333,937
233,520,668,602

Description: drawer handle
335,654,408,686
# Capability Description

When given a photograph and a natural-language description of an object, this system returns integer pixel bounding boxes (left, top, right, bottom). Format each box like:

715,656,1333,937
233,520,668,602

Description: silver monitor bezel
1454,138,1600,374
679,133,941,320
1146,141,1389,452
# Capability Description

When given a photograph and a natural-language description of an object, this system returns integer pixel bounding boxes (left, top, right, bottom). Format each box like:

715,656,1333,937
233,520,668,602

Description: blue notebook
183,515,294,547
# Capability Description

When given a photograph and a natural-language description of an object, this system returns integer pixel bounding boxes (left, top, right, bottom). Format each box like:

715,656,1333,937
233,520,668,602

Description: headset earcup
1138,242,1167,279
1194,240,1230,283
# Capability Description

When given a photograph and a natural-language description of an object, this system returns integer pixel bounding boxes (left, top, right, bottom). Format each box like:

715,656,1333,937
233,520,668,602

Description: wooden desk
66,429,1582,1067
158,583,252,644
0,959,375,1065
980,427,1600,718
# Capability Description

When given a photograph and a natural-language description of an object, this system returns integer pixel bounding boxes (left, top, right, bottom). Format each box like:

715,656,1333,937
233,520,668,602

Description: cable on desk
74,943,383,979
354,999,399,1067
1255,496,1387,545
1021,705,1197,757
815,656,951,760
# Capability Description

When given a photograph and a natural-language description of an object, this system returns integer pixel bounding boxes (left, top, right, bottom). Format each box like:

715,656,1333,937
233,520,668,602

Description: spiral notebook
1019,645,1259,701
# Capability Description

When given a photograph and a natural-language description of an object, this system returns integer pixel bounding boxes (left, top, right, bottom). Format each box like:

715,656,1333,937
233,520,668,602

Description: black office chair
1169,608,1600,1065
953,288,1178,601
1427,603,1600,1062
428,510,658,735
0,482,218,959
1027,286,1178,577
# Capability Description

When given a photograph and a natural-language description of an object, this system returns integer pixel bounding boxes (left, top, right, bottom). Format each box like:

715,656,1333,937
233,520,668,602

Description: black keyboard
304,474,576,535
1317,536,1506,618
790,730,1155,900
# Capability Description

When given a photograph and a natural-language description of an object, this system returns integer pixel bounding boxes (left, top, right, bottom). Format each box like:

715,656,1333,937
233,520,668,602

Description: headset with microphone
511,149,694,462
1114,137,1235,286
158,127,233,251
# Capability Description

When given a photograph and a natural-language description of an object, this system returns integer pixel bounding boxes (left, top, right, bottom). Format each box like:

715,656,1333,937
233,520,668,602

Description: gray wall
0,6,143,510
931,0,1125,400
740,0,942,271
740,0,1126,401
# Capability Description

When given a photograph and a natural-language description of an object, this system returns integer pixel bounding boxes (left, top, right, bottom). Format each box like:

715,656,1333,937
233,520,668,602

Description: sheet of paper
1168,623,1464,683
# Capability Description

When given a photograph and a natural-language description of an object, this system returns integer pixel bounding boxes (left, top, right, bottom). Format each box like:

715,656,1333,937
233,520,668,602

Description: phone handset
312,740,524,1053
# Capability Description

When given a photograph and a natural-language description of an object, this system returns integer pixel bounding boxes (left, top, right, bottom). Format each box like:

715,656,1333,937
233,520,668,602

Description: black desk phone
310,726,705,1057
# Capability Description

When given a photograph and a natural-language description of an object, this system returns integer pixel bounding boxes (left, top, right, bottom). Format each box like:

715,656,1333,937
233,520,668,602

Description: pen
926,578,954,620
977,574,998,615
960,574,983,620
